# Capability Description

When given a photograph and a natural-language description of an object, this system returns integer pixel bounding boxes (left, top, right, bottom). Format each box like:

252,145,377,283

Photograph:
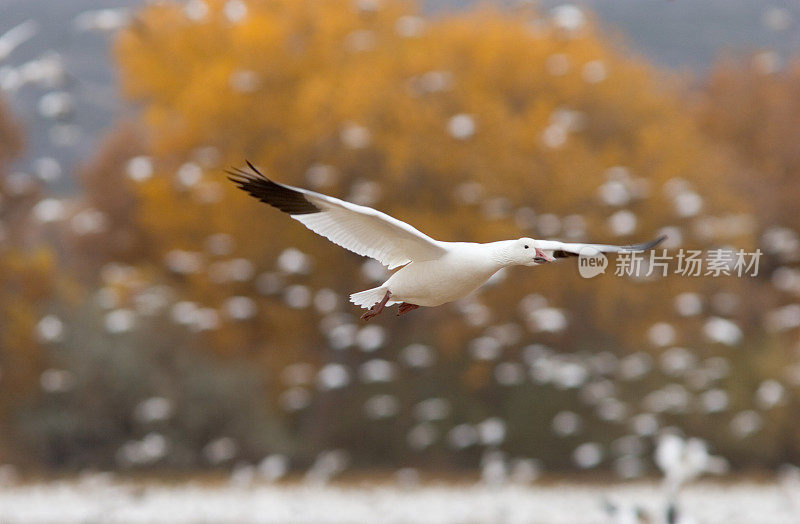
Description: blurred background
2,0,800,518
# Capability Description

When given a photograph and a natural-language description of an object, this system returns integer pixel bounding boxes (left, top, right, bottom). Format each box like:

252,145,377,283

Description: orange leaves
94,0,754,368
0,98,24,162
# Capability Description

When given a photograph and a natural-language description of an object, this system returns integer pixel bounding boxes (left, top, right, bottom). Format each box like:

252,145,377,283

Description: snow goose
228,162,665,320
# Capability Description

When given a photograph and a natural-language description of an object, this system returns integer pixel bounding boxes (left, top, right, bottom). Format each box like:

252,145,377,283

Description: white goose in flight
228,162,665,321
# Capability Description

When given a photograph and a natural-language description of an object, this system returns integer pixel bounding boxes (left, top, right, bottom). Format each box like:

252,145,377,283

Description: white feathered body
383,243,504,307
350,242,508,308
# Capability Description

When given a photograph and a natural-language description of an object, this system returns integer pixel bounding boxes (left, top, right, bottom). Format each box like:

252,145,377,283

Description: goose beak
534,248,553,264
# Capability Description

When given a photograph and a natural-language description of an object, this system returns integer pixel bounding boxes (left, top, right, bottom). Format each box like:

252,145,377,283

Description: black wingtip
245,159,261,174
225,161,321,215
629,234,667,252
552,234,668,259
225,166,255,186
648,234,668,249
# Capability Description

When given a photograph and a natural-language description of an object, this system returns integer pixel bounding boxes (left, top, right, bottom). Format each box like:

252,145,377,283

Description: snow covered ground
0,477,796,524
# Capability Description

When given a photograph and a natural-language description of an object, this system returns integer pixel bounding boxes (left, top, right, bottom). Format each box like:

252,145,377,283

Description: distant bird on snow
228,162,665,320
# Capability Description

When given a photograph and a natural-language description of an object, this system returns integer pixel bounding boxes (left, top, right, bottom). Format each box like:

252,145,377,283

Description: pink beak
534,248,553,263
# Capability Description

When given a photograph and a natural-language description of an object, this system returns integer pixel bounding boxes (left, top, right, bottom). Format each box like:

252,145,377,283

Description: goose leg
361,290,391,321
397,302,419,316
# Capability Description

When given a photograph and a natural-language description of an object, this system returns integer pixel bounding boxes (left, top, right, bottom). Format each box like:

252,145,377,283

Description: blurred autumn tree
0,97,58,462
70,123,147,274
67,0,785,470
691,56,800,465
695,55,800,258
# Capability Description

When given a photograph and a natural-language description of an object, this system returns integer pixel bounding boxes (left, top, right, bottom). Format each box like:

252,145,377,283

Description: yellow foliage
102,0,754,404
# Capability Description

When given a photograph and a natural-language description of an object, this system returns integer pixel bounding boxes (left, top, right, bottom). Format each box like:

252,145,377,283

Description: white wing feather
292,193,446,269
536,235,666,258
229,164,446,269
